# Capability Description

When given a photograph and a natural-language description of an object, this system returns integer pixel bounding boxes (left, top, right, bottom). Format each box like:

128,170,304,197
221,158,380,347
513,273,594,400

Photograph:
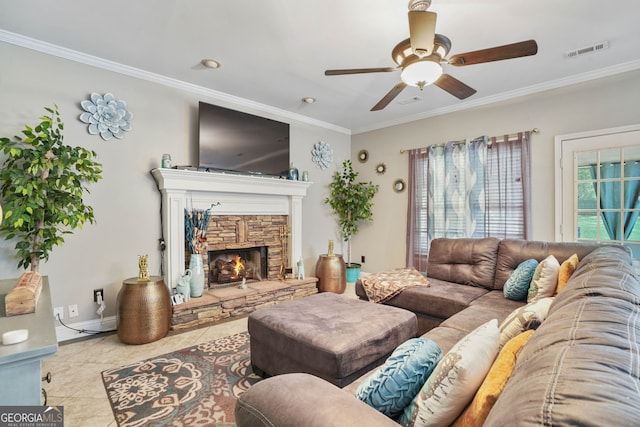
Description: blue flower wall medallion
79,93,133,141
311,141,333,170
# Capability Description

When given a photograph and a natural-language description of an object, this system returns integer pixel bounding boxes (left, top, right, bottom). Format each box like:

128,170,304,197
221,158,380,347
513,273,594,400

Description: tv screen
198,102,290,176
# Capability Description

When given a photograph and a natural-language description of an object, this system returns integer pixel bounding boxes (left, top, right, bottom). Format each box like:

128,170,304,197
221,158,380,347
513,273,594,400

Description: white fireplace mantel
151,168,312,288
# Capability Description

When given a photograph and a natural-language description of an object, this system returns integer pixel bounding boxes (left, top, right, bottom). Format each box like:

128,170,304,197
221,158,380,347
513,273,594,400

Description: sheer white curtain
406,132,531,272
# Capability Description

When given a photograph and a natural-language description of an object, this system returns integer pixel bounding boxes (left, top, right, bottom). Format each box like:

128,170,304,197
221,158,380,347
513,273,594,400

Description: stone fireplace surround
151,168,317,328
152,168,312,289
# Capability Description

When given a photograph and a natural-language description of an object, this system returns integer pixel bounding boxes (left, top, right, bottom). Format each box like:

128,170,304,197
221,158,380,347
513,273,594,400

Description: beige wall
351,69,640,273
0,41,349,326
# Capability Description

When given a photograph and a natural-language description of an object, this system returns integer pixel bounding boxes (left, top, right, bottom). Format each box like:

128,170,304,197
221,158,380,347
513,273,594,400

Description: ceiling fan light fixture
401,59,443,89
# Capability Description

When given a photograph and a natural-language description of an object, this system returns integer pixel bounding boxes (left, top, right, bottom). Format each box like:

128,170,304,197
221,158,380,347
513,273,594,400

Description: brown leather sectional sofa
236,238,640,426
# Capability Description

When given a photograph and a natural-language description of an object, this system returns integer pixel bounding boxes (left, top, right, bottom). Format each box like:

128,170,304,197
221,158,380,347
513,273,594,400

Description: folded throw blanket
360,267,429,303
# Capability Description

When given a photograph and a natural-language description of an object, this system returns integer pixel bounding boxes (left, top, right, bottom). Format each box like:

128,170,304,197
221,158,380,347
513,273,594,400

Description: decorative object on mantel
288,162,299,180
185,208,211,297
376,163,387,175
0,105,103,273
296,257,305,279
79,92,133,141
5,271,42,316
138,254,150,281
393,179,407,193
311,140,333,170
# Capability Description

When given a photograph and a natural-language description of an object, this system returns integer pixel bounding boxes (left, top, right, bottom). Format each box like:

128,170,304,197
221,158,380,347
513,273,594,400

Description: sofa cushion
498,297,553,347
469,290,525,314
452,329,535,427
401,319,500,427
427,238,500,290
441,304,514,335
493,239,608,289
355,338,442,418
555,253,579,294
385,278,488,320
527,255,560,303
486,246,640,426
503,259,538,301
420,326,468,355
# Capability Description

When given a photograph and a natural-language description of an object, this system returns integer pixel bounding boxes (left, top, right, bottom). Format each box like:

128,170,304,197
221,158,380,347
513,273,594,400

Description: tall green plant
324,159,378,264
0,105,103,271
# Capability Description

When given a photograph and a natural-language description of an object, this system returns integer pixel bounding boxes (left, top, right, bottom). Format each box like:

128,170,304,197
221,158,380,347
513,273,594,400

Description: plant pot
345,263,361,283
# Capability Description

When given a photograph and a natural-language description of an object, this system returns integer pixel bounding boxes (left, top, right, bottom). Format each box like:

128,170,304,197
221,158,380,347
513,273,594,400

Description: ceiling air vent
564,41,610,59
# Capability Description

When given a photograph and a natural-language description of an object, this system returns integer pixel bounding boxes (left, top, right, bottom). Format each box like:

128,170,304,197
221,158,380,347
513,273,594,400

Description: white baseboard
55,315,117,342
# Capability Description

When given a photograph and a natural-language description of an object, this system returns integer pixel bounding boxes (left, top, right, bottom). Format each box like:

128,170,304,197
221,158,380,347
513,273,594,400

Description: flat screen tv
198,101,290,176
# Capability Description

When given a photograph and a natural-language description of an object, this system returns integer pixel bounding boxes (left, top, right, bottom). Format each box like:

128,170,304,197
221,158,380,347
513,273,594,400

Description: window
556,125,640,256
407,132,531,271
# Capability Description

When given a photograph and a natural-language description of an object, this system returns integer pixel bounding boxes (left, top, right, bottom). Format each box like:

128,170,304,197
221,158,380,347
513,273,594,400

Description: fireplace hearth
209,246,268,288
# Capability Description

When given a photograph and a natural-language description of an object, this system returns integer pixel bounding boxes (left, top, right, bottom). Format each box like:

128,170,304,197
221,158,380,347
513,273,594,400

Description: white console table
0,276,58,405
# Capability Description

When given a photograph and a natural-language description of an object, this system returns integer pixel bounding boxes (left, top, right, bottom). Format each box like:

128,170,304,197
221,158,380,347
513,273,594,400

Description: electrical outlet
68,304,79,318
93,289,104,302
361,255,366,263
53,306,64,320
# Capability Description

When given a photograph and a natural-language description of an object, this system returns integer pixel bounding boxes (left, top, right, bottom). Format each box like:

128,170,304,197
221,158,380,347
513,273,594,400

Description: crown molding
352,59,640,134
0,30,351,135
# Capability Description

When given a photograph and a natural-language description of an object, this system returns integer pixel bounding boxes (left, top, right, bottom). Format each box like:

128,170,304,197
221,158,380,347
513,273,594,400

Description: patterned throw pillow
503,259,539,301
356,338,442,418
401,319,500,427
499,297,553,347
556,253,579,294
527,255,560,303
452,329,535,427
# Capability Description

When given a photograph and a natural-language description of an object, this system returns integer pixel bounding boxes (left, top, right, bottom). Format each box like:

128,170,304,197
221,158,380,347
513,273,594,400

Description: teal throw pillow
504,259,538,301
355,337,442,418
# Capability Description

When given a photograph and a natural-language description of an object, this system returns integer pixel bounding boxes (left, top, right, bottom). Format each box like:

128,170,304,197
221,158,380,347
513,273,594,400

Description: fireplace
151,168,311,289
208,246,268,288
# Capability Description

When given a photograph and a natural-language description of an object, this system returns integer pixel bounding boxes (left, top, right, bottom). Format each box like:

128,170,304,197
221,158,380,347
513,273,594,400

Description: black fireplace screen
208,246,268,288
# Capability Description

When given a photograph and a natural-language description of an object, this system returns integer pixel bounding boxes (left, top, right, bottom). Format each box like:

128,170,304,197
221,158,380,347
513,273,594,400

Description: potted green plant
324,159,378,282
0,105,103,273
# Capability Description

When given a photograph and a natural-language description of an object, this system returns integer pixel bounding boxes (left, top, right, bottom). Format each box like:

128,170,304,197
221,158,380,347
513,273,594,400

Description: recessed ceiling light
201,59,221,69
301,97,316,104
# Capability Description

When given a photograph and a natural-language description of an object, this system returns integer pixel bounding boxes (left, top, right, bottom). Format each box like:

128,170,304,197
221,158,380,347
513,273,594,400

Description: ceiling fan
325,0,538,111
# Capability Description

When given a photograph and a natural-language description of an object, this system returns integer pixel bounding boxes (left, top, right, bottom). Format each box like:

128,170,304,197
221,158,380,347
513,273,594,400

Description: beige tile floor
41,283,357,427
42,316,249,427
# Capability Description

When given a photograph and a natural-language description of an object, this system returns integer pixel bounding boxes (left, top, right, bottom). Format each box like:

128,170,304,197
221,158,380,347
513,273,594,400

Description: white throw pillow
400,319,500,427
499,297,554,347
527,255,560,303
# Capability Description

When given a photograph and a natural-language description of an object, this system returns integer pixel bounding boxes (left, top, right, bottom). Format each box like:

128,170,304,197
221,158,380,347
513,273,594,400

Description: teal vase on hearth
189,253,205,297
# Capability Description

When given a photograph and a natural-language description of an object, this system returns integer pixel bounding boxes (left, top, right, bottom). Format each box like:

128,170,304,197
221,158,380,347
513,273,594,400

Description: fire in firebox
211,255,257,284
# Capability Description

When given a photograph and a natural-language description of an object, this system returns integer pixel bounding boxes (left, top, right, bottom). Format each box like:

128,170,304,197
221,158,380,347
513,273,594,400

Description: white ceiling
1,0,640,134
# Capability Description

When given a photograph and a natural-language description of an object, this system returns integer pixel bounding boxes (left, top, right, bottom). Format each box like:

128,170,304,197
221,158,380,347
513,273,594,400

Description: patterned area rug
102,332,260,427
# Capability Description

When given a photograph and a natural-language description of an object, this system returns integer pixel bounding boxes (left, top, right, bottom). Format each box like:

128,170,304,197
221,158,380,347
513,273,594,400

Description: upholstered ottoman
248,292,417,387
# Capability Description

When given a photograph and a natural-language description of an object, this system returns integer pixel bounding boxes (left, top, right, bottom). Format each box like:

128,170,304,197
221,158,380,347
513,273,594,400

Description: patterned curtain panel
406,132,531,273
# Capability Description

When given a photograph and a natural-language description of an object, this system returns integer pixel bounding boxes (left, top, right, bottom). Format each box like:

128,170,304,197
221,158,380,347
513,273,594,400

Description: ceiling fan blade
408,11,437,57
371,82,407,111
448,40,538,66
325,67,395,76
434,74,477,99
